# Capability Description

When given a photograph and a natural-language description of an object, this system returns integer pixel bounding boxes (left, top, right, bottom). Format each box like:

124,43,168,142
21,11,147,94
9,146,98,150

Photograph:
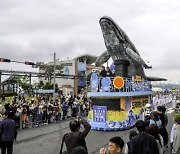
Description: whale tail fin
146,76,167,81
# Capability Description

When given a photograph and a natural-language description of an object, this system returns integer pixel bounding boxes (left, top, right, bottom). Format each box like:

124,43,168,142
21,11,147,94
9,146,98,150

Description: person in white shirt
172,113,180,154
170,124,176,151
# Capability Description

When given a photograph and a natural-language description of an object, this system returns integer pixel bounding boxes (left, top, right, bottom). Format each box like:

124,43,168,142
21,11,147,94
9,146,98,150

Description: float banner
131,96,148,109
78,62,86,87
93,106,107,123
33,89,54,94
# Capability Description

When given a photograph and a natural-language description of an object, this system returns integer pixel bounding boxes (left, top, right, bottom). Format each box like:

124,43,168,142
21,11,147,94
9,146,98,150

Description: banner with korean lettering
93,106,107,123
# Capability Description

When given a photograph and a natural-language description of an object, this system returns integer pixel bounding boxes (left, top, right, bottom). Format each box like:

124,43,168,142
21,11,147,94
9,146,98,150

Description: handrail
89,77,152,93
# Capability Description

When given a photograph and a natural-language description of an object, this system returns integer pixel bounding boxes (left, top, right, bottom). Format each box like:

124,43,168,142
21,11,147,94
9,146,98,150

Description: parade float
87,16,166,130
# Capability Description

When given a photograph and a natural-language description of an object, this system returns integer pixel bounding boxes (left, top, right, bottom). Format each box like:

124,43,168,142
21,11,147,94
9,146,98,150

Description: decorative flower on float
113,76,124,89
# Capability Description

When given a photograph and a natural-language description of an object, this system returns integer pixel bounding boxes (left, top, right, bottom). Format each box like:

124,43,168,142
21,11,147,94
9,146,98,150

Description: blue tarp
33,89,54,94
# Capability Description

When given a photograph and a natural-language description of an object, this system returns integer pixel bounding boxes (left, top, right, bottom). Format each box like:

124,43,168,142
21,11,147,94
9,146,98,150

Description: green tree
41,82,59,92
11,76,32,95
55,83,59,92
35,61,64,83
43,82,53,89
38,80,44,89
14,76,31,91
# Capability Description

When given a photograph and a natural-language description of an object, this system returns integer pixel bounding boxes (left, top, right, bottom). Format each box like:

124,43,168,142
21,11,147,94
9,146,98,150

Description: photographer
64,118,91,154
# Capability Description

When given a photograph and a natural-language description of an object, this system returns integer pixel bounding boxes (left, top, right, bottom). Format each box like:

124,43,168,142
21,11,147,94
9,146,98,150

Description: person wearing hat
149,111,162,127
172,113,180,154
144,103,152,120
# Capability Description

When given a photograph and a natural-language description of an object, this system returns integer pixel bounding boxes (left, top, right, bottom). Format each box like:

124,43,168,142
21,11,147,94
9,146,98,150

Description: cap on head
173,113,180,124
145,103,151,108
150,111,160,121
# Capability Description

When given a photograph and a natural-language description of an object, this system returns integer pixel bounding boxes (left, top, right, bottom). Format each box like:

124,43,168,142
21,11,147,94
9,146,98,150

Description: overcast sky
0,0,180,84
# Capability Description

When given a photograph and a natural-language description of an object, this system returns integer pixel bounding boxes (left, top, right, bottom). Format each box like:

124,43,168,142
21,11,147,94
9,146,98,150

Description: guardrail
88,77,152,92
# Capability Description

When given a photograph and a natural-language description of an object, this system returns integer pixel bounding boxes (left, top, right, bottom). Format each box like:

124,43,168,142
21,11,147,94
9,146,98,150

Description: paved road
12,104,174,154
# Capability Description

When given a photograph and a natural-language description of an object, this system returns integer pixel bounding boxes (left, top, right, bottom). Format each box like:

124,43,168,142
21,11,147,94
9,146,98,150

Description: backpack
59,134,67,154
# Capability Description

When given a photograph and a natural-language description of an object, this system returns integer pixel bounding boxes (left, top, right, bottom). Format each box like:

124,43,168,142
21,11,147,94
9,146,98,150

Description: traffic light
25,61,35,65
0,58,11,62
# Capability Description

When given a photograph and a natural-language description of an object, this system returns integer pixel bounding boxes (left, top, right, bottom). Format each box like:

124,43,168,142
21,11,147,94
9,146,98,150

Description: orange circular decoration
113,76,124,89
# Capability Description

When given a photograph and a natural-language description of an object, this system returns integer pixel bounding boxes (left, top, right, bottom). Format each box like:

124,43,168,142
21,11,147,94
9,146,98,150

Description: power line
147,60,180,64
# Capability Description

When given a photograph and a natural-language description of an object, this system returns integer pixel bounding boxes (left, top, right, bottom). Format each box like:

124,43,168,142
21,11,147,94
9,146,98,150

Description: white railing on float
89,77,152,92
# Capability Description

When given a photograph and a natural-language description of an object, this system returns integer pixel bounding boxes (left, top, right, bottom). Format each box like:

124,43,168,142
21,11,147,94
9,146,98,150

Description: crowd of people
99,102,180,154
152,92,179,108
0,90,180,154
61,109,179,154
0,92,90,130
60,101,180,154
0,92,91,154
61,97,180,154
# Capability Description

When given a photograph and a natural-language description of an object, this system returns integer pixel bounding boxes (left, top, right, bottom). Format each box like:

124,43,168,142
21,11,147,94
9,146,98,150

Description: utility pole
53,52,56,100
29,73,32,94
0,71,1,97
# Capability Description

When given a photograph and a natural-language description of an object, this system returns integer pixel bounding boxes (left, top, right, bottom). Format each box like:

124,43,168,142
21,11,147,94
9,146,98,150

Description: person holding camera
64,118,91,154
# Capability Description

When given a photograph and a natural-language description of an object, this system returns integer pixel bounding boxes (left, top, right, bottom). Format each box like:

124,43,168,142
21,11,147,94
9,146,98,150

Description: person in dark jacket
157,106,166,126
124,130,137,154
64,118,91,154
99,66,107,91
71,146,87,154
157,106,169,147
106,67,112,77
129,120,159,154
0,111,17,154
99,66,106,77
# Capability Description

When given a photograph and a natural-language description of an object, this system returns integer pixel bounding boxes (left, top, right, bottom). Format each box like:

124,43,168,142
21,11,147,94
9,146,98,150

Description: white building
39,54,99,95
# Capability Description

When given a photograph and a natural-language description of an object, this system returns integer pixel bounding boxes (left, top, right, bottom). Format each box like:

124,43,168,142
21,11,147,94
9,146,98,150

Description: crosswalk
167,107,174,114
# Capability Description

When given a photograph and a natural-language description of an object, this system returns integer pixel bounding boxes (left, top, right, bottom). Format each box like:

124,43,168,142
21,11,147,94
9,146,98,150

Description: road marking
167,107,173,111
167,108,174,114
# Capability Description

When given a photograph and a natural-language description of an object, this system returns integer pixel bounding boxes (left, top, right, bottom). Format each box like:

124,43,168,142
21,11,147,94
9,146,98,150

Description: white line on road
167,108,174,114
167,107,173,111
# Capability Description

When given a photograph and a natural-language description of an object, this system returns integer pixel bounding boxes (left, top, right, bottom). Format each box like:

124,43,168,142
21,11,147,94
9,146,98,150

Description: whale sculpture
96,16,166,81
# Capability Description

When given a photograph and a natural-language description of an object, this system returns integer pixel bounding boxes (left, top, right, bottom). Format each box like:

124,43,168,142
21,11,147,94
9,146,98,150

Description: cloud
0,0,179,83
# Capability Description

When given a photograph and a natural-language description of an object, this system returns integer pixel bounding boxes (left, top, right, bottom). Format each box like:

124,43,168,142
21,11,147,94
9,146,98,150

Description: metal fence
88,77,152,92
15,105,88,129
